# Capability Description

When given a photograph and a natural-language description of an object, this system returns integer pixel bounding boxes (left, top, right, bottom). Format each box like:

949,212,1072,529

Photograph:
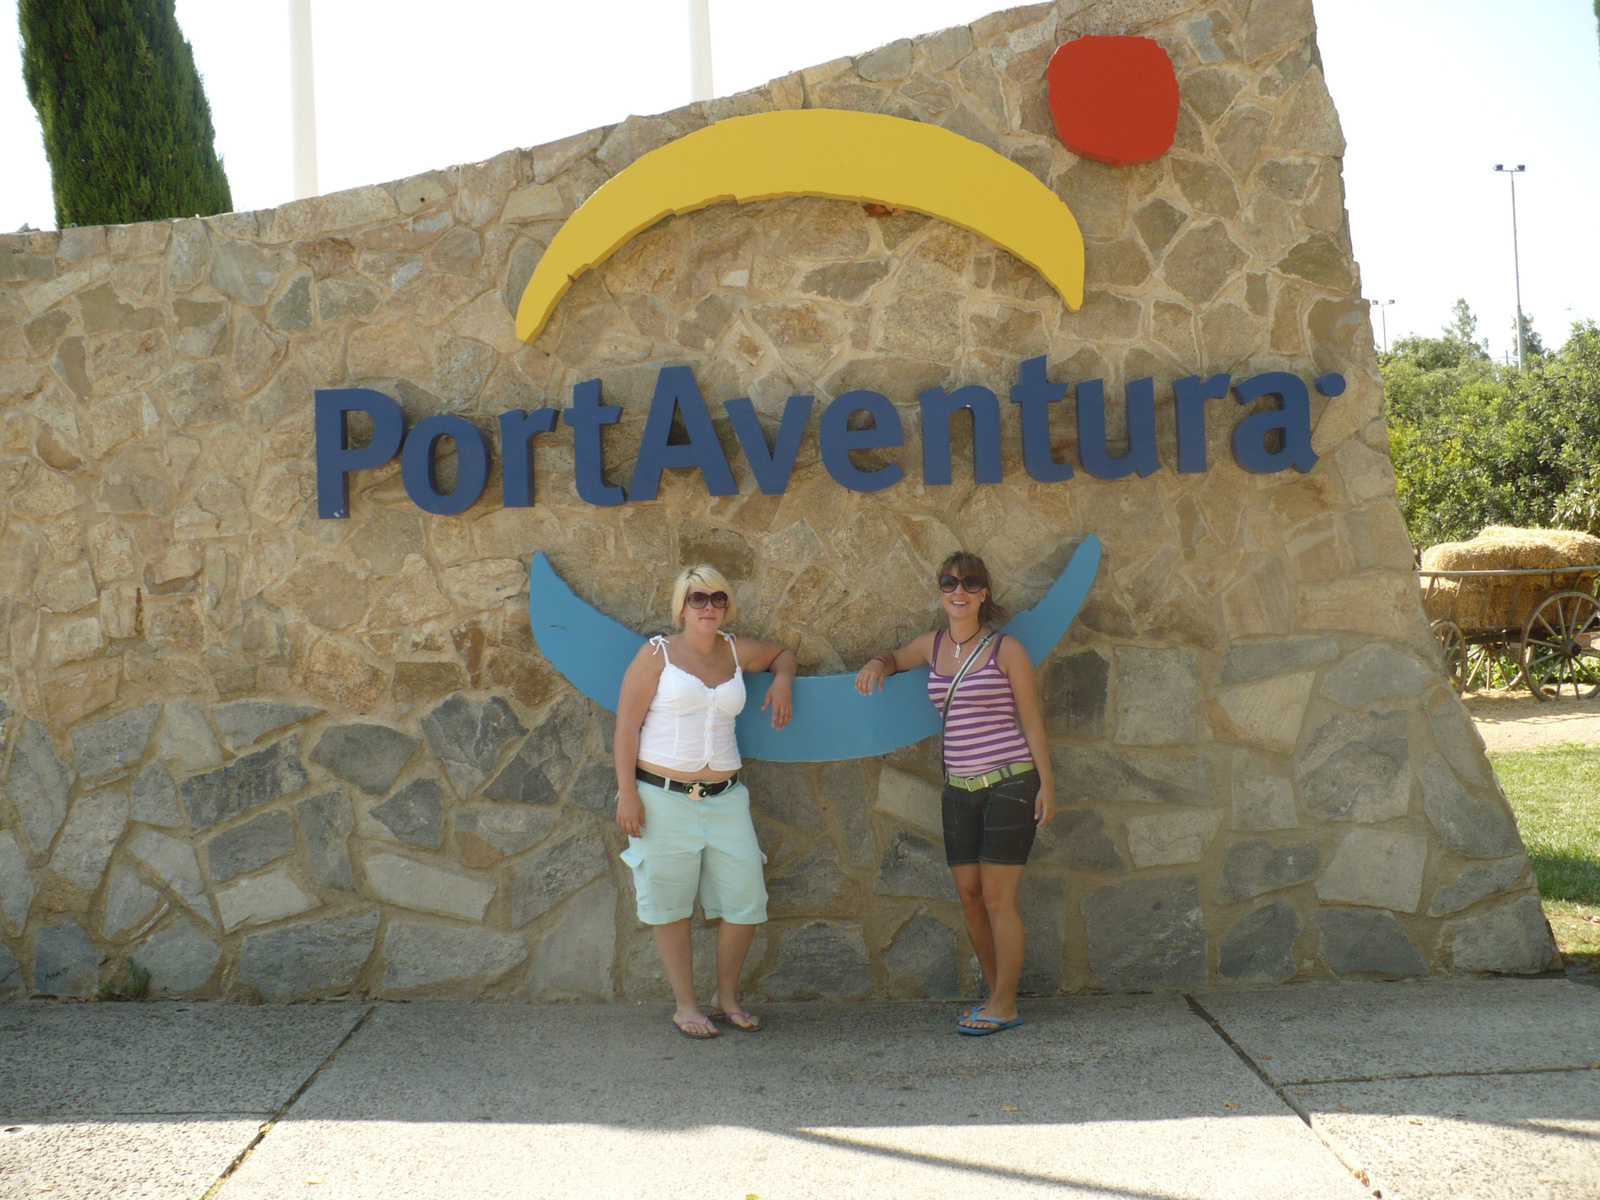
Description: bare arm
613,643,665,837
735,638,798,729
854,631,937,695
998,635,1055,828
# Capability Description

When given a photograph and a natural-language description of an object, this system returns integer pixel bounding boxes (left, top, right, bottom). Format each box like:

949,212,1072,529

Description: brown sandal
672,1015,720,1039
708,1008,764,1033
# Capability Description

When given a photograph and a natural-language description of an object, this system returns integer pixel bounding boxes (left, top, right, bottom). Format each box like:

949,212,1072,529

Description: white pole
290,0,319,199
688,0,713,102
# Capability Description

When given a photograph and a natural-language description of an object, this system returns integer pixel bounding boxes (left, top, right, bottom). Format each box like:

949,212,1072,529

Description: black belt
635,768,738,799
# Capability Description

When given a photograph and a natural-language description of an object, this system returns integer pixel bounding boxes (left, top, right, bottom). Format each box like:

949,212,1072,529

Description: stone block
0,944,22,997
1427,856,1528,918
1084,875,1206,990
132,919,220,994
158,699,221,772
311,724,421,795
1229,750,1298,831
237,910,380,999
819,761,876,868
216,868,319,931
205,810,296,883
126,829,211,917
483,713,584,806
369,779,446,850
743,760,824,832
768,845,848,910
181,738,310,830
301,638,390,712
209,241,288,306
0,829,35,934
883,912,959,998
875,830,957,900
422,695,527,796
1314,907,1425,976
1019,875,1067,994
566,762,618,816
510,829,609,927
69,705,159,780
130,761,185,827
455,802,561,867
529,881,618,1000
1295,711,1409,823
1319,644,1437,708
1217,900,1302,983
384,920,528,991
1033,808,1125,870
874,767,942,836
1038,648,1109,738
49,787,129,890
32,919,105,997
1125,809,1220,867
103,863,161,938
1315,828,1428,912
1419,756,1522,859
366,852,494,922
1113,647,1196,744
1217,839,1321,902
1430,704,1489,786
763,920,870,999
1449,893,1558,975
1213,672,1314,754
297,790,355,891
5,719,76,853
1055,747,1213,806
211,699,322,749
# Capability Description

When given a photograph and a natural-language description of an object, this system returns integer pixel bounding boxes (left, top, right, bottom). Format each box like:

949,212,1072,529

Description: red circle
1047,36,1179,167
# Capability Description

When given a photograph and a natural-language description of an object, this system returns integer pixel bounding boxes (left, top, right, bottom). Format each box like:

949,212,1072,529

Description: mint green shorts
620,780,768,925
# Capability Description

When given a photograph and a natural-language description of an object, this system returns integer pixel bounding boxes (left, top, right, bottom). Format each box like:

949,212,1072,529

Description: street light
1493,164,1527,369
1371,298,1395,354
688,0,713,102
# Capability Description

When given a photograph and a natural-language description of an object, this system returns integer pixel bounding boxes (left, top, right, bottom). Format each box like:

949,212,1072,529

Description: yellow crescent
515,109,1085,343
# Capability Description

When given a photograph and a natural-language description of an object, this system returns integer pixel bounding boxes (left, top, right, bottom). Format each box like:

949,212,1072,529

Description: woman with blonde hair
614,564,796,1038
855,552,1055,1035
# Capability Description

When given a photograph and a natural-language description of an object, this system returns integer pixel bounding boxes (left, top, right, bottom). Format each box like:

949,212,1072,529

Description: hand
762,676,793,728
1034,780,1056,829
854,659,888,695
616,790,645,837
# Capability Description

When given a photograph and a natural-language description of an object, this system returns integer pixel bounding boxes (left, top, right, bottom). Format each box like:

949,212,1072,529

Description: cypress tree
20,0,233,229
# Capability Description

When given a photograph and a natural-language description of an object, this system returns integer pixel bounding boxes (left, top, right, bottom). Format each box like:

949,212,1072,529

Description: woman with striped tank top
855,552,1055,1035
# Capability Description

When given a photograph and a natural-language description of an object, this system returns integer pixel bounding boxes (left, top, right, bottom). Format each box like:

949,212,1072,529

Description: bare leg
712,920,758,1023
653,919,712,1034
960,863,1026,1028
952,864,996,996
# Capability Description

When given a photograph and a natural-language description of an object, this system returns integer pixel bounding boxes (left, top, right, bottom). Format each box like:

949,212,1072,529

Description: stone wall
0,0,1557,1003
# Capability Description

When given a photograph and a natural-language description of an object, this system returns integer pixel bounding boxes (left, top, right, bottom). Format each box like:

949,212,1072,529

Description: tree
20,0,232,228
1513,312,1547,363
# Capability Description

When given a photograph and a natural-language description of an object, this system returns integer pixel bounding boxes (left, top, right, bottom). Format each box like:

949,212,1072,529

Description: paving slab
217,998,1370,1200
1293,1071,1600,1200
1193,979,1600,1083
0,1118,262,1200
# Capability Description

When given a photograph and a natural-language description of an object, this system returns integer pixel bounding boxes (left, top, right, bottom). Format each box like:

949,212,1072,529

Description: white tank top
636,632,746,772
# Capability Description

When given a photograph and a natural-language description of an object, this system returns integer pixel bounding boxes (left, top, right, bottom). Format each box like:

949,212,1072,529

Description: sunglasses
686,590,729,610
938,575,986,594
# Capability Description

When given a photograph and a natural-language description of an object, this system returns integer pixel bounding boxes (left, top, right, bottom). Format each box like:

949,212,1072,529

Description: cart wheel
1430,619,1467,696
1519,590,1600,700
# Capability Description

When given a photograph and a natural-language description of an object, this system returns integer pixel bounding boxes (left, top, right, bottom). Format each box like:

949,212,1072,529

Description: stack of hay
1419,526,1600,631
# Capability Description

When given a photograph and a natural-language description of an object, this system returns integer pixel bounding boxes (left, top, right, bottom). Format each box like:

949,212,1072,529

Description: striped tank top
926,631,1033,777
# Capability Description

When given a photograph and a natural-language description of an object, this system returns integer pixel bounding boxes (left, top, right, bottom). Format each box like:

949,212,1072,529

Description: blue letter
628,365,739,502
919,385,1003,486
564,379,625,507
499,408,559,508
726,395,814,495
1077,378,1160,479
819,391,904,493
402,414,489,516
1009,356,1072,483
315,388,405,519
1232,372,1318,474
1173,374,1231,474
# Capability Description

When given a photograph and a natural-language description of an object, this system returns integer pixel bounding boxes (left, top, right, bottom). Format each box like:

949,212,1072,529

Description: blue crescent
527,536,1102,763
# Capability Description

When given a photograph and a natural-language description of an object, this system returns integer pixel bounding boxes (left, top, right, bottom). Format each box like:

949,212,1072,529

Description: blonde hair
671,564,737,627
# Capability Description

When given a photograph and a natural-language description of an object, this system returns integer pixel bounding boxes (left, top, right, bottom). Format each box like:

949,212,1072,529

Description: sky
3,0,1598,361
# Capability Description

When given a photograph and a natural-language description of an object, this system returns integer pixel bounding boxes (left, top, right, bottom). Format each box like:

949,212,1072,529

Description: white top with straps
637,632,746,772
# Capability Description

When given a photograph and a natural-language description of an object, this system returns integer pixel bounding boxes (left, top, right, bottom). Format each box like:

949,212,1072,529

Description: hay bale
1419,527,1600,631
1422,527,1600,571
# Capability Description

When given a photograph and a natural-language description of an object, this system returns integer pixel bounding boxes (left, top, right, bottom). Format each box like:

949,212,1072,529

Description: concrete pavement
1,979,1596,1200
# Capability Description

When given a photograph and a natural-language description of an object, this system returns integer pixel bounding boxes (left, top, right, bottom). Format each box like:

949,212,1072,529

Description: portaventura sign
313,362,1346,519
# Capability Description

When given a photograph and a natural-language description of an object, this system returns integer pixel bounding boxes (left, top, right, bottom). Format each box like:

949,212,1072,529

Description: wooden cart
1420,564,1600,699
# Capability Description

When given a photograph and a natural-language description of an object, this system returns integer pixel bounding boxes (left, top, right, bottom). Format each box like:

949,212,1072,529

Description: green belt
945,761,1035,791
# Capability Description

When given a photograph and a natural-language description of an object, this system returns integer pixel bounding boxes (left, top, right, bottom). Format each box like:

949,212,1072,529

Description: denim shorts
941,768,1040,867
620,780,768,925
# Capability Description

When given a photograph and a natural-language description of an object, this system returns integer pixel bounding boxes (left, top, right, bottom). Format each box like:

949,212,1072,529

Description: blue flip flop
956,1010,1024,1036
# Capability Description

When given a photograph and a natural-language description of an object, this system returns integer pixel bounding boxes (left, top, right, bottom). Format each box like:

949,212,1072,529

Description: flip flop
672,1015,720,1039
956,1012,1024,1037
708,1008,764,1033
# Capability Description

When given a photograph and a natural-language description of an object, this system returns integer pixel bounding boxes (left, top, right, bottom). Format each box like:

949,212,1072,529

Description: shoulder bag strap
940,630,999,726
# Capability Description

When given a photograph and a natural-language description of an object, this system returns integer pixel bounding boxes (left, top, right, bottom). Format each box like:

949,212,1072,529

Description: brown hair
937,552,1007,626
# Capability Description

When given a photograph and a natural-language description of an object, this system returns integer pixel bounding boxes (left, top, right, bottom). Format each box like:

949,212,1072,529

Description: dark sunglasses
938,575,986,594
686,590,729,609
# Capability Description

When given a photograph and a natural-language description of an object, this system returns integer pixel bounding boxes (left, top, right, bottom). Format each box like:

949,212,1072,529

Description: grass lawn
1487,744,1600,971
